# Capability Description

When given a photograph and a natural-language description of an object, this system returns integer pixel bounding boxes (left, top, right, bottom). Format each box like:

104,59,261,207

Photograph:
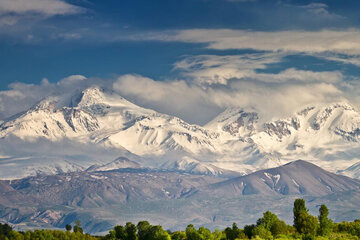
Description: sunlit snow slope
0,86,360,179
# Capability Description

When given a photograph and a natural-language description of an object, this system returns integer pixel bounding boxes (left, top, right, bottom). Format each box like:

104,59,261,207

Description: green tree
197,227,212,240
293,199,319,236
243,224,255,239
251,225,272,240
170,231,186,240
107,230,116,240
224,223,245,240
270,219,288,237
65,224,72,232
0,223,12,240
73,220,84,234
318,204,333,236
294,199,307,233
125,222,137,240
149,225,170,240
185,225,214,240
256,211,288,237
333,220,360,238
114,225,127,240
137,221,151,240
296,211,319,236
185,224,200,240
212,229,225,240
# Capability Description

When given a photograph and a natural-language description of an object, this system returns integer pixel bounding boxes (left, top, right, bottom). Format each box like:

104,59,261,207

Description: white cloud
315,53,360,67
0,54,356,125
174,53,343,86
174,53,284,85
0,0,83,16
142,29,360,55
58,75,87,85
247,68,343,84
0,0,84,28
297,3,338,19
113,74,222,124
111,72,346,124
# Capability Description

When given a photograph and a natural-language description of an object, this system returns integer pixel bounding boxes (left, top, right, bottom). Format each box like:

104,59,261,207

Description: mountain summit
0,87,360,179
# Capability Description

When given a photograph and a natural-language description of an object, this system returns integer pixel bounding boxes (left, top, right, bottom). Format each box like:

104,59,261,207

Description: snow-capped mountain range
0,86,360,179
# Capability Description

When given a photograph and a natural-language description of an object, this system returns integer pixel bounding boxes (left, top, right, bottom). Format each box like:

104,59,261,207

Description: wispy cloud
174,53,344,85
155,29,360,55
0,0,83,16
0,0,84,27
173,53,285,85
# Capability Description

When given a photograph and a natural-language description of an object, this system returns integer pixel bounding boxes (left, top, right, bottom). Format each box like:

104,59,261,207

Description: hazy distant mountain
201,160,360,197
338,161,360,179
161,157,240,177
86,157,142,172
0,160,359,234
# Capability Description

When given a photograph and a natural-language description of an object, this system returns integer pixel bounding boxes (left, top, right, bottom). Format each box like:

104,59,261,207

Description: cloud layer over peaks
0,51,357,125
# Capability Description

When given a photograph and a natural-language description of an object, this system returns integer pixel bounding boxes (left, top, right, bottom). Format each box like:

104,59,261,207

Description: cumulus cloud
109,53,356,123
113,74,222,124
112,72,345,124
0,56,357,125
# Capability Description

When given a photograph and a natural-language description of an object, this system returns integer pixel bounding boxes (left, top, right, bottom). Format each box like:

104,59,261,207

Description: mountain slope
253,103,360,155
0,161,360,234
0,87,218,156
201,160,360,197
205,102,360,174
1,86,360,178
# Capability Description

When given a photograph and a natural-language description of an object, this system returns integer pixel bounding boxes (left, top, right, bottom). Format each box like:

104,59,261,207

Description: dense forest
1,199,359,240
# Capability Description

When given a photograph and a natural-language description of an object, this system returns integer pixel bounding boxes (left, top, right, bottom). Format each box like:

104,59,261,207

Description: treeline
0,224,96,240
1,199,360,240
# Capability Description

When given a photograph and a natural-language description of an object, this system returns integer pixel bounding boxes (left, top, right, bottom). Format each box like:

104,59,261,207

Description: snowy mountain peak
309,102,356,130
32,97,59,111
205,108,259,138
76,87,107,108
30,95,74,112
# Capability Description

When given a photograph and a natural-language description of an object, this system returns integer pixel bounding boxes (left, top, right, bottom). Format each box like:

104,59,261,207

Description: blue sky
1,0,360,124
